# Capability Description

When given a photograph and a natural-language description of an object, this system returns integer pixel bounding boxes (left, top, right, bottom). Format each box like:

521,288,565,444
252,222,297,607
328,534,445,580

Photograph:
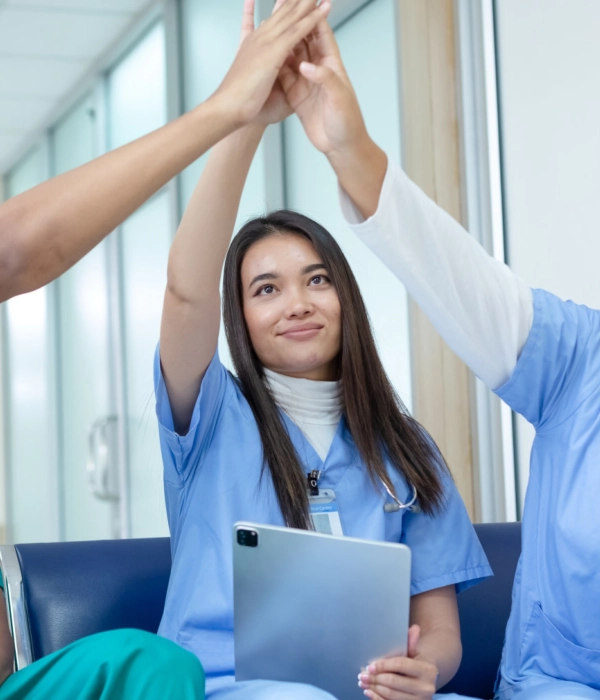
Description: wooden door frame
396,0,476,518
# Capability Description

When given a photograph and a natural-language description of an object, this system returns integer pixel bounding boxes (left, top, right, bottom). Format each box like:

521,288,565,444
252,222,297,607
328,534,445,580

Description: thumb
407,624,421,658
299,61,339,87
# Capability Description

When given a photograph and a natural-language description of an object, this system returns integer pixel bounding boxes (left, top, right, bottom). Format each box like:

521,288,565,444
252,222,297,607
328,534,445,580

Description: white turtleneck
263,368,342,462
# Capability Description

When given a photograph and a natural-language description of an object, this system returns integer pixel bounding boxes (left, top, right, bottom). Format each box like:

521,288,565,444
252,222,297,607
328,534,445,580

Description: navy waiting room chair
0,523,521,699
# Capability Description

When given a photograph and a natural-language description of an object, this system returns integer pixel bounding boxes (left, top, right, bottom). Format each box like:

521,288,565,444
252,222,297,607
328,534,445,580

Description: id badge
308,489,344,536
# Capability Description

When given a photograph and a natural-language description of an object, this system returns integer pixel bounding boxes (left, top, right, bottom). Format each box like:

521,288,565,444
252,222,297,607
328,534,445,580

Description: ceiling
0,0,155,176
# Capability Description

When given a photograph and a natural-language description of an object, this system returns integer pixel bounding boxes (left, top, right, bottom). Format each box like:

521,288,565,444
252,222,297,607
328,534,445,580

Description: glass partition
108,22,170,537
3,148,59,542
53,95,116,540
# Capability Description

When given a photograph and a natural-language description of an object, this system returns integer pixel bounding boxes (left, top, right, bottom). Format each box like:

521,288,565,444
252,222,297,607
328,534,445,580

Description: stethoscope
382,480,418,513
308,469,418,513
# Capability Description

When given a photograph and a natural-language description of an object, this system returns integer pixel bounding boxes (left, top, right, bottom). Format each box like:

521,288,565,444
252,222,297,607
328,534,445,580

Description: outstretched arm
280,20,532,390
0,0,329,304
160,0,320,434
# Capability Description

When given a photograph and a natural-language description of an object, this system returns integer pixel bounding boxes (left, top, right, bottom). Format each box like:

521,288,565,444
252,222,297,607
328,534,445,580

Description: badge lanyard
307,470,344,536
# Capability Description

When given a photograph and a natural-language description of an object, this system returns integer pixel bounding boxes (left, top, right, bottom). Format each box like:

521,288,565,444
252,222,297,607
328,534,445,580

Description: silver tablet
233,522,411,700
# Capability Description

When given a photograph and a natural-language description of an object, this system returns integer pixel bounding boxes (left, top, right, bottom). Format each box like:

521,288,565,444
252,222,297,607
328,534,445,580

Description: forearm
337,151,533,390
0,95,237,303
416,627,461,689
166,123,265,303
326,134,387,220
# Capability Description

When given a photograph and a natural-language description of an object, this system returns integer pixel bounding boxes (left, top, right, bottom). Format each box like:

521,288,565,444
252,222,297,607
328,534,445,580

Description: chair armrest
0,546,33,670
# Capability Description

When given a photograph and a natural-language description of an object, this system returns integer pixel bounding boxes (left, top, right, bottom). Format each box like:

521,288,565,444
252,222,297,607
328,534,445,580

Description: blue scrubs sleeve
154,345,231,484
495,289,600,430
401,469,493,596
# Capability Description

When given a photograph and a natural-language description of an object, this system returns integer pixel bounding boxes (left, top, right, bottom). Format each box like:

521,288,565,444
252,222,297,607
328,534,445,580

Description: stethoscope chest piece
382,483,418,513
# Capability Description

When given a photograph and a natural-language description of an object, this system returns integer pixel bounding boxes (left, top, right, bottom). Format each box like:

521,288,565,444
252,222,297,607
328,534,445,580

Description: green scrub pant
0,628,204,700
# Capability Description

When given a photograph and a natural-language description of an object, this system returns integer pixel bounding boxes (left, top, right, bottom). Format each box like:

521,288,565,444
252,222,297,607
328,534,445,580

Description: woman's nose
285,289,313,318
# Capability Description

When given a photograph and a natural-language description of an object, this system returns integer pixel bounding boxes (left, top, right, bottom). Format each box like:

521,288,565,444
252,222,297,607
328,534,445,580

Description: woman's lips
279,324,323,340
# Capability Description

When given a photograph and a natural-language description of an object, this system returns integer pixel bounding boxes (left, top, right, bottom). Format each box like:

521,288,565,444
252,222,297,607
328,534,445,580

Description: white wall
495,0,600,509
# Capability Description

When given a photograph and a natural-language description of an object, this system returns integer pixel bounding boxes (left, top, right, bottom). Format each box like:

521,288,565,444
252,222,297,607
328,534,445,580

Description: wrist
193,97,265,149
201,91,249,132
325,131,381,172
326,133,387,220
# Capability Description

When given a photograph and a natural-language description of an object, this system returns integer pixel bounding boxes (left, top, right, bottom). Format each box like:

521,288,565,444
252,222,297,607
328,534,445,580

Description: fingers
362,671,424,695
363,684,413,700
293,38,311,68
366,656,424,679
359,655,438,700
280,1,331,45
240,0,256,43
407,624,421,658
253,0,331,64
308,17,340,59
278,62,299,94
269,0,322,30
299,60,338,86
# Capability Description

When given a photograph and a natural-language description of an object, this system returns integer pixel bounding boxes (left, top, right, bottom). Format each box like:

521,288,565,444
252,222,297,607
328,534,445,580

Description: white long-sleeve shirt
340,158,533,391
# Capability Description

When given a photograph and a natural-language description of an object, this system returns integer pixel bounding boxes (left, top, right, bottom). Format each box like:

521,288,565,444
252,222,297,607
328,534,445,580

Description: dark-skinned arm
0,0,329,304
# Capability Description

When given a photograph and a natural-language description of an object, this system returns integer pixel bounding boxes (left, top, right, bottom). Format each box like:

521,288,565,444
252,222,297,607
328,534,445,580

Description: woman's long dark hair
223,210,448,529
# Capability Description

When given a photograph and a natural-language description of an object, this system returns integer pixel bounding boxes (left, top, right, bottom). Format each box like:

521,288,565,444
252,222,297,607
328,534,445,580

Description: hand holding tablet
233,522,412,700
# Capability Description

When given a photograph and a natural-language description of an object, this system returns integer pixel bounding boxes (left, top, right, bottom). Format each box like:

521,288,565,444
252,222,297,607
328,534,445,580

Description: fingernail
367,663,376,673
358,673,369,682
364,692,373,699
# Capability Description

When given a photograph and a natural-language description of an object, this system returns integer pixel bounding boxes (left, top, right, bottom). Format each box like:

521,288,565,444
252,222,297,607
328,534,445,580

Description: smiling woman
216,207,447,531
154,7,491,700
156,48,491,699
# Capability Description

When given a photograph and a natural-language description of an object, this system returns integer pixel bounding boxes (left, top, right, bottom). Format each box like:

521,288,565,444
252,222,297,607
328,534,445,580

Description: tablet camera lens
237,529,258,547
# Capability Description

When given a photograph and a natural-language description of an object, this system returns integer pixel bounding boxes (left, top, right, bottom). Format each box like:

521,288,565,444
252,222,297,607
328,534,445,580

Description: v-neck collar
280,410,357,488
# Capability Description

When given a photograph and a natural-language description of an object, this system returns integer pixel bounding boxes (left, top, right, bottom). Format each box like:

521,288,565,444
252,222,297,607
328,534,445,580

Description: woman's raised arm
159,0,311,434
159,124,266,434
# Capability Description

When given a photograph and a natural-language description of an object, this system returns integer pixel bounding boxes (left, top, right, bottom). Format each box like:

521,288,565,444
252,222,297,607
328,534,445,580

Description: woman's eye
310,275,330,286
258,285,275,295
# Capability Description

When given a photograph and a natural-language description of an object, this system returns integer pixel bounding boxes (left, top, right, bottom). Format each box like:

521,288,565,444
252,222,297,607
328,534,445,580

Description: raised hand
278,18,368,157
212,0,331,128
357,625,439,700
237,0,291,126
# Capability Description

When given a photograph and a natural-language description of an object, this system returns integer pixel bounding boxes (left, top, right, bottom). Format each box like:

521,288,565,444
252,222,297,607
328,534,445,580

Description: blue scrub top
154,349,491,685
495,289,600,698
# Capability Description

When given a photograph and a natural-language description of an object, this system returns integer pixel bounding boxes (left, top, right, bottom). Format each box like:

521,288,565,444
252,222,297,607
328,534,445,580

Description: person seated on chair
0,1,330,698
281,14,600,700
154,4,492,700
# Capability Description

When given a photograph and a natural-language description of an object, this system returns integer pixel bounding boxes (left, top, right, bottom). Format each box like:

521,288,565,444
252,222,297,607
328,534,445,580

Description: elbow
165,273,195,307
0,202,53,302
165,257,216,308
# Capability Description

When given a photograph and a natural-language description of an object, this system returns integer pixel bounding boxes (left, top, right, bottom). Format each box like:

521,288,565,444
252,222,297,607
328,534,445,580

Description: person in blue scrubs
155,4,491,700
276,16,600,700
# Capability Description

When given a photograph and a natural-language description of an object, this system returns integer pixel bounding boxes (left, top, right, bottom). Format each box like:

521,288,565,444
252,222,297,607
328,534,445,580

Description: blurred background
0,0,598,543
